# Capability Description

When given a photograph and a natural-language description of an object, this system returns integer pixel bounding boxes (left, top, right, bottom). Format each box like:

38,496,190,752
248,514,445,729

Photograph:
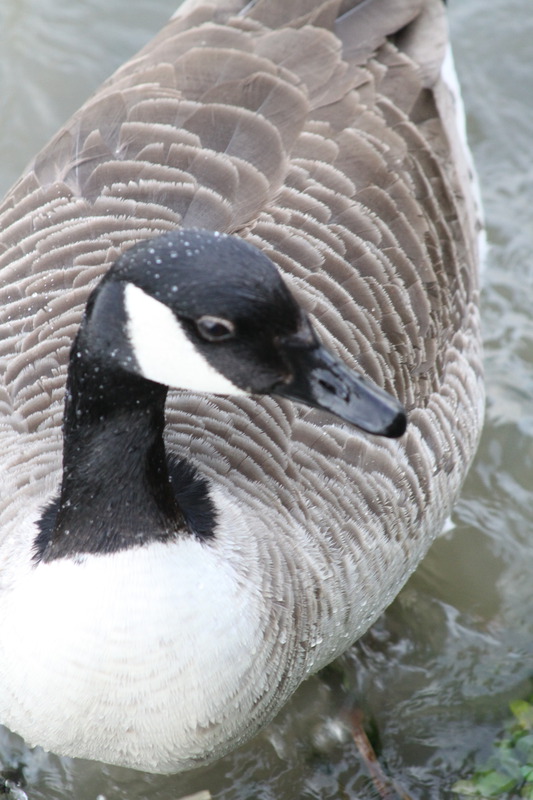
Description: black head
81,229,406,437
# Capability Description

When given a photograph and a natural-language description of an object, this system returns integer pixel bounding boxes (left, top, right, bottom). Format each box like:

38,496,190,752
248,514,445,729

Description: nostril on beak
318,378,337,396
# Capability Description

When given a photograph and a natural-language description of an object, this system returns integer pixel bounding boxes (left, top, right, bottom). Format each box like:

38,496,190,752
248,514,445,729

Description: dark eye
195,315,235,342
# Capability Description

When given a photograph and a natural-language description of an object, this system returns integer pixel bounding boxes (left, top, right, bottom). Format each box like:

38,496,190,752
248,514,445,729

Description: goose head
78,228,406,437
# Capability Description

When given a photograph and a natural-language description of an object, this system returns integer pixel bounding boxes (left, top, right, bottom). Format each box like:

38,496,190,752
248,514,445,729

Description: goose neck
39,340,186,561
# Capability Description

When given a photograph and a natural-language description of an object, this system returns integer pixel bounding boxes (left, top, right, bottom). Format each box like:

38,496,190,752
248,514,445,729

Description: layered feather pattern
0,0,484,769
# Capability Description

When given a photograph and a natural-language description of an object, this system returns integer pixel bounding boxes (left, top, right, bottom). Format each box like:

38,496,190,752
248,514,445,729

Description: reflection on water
1,0,532,797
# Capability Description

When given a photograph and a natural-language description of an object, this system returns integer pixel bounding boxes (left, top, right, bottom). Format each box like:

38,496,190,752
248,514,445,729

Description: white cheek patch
124,283,247,395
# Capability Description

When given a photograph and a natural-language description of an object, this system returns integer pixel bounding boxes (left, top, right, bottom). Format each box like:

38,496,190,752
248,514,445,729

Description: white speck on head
124,283,247,395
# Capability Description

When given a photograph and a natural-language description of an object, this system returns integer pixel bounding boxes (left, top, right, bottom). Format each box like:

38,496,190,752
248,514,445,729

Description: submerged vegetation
453,694,533,799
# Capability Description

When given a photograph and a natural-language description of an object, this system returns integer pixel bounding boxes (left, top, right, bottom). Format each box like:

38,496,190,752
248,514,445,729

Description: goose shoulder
0,0,484,774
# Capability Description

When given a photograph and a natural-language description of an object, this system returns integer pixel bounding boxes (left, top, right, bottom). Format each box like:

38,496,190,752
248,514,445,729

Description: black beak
273,344,407,438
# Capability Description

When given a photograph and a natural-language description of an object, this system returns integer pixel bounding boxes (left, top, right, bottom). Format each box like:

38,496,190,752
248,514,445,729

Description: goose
0,0,484,776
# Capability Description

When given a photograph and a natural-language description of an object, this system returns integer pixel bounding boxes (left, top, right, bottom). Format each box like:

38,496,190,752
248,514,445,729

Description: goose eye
196,315,235,342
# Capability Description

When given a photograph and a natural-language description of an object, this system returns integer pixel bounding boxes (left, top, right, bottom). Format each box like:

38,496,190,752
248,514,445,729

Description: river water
0,1,531,798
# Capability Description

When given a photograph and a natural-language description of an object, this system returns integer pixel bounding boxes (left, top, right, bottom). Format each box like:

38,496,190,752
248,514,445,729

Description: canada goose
0,0,483,777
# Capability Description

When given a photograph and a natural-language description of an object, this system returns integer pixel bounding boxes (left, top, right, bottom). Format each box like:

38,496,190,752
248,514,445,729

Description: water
0,1,532,797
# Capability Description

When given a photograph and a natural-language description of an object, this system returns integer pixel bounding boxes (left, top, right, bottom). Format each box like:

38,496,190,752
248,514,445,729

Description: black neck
37,333,187,562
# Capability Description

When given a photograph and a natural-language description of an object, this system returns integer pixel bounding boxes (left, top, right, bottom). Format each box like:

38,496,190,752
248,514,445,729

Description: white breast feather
0,505,264,772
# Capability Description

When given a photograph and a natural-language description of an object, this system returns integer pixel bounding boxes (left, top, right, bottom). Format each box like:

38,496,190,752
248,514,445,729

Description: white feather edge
441,44,487,269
